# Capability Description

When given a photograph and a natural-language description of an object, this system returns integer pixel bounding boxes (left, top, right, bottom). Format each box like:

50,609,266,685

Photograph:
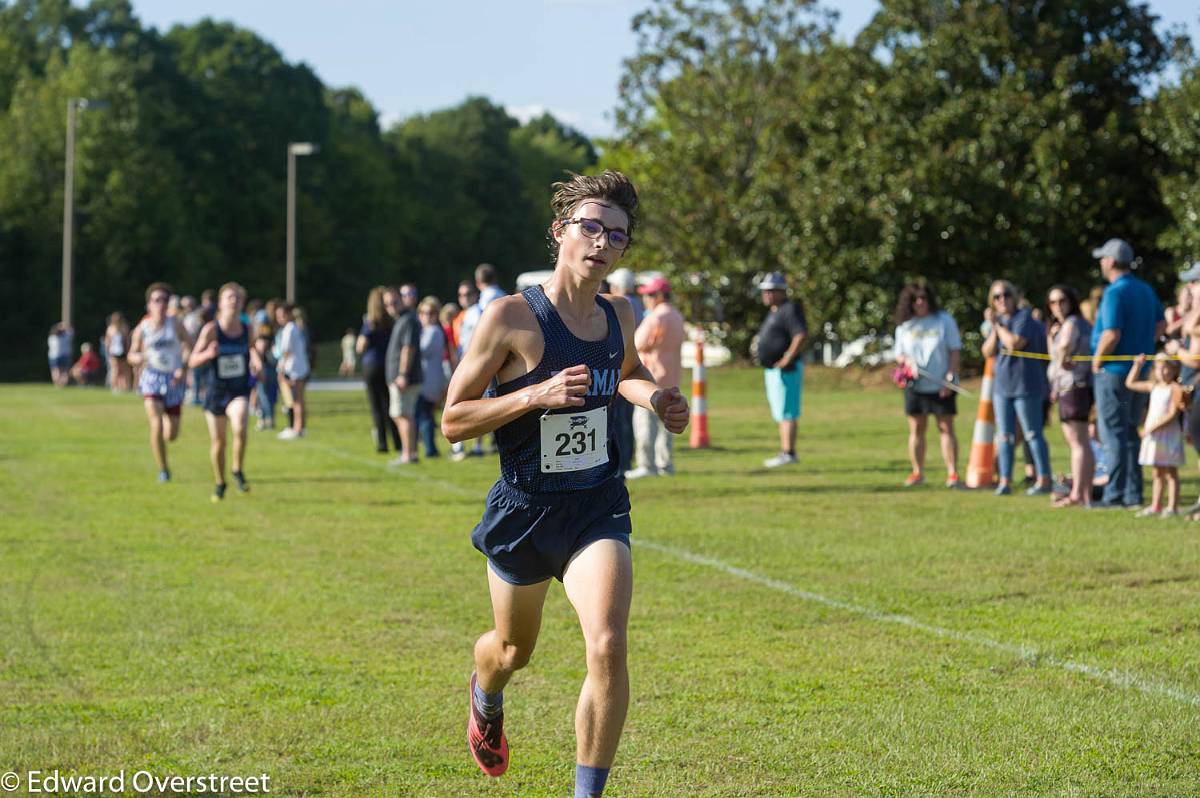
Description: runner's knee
584,628,627,671
497,641,534,672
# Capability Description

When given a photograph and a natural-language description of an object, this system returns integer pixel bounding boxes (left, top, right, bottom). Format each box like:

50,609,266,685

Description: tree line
0,0,595,377
4,0,1200,377
605,0,1200,357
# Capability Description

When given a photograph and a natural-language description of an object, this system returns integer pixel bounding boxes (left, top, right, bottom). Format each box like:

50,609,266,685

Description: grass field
2,368,1198,797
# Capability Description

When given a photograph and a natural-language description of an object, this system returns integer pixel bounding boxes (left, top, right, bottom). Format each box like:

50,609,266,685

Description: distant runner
189,282,260,501
127,283,193,482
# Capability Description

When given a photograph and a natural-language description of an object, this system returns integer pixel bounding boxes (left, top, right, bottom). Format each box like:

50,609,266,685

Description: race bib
540,406,608,473
217,354,246,379
148,349,174,372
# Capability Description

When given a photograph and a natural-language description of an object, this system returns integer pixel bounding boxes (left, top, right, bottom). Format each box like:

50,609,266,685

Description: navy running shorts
204,388,250,417
471,477,632,586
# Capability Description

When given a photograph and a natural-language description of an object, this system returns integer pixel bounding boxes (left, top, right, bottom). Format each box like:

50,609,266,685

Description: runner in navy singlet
189,282,261,502
442,171,689,797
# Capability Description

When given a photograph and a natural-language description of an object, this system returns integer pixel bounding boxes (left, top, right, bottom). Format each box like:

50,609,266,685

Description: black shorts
471,477,632,586
1058,385,1093,423
904,386,956,417
204,388,250,417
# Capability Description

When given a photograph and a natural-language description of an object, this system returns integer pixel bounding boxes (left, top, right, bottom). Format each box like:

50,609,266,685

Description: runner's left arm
610,296,690,435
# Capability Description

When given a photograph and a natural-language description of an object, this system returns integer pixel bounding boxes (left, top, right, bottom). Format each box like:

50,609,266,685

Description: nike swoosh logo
609,352,619,359
611,512,630,519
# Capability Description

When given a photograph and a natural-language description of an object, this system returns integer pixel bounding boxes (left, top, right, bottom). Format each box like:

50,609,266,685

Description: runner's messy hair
547,170,638,260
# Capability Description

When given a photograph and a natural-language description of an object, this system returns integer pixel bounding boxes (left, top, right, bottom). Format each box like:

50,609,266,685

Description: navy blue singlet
489,286,624,494
210,320,251,397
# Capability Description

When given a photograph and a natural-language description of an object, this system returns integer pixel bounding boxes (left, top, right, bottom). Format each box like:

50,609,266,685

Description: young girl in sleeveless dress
1126,353,1187,518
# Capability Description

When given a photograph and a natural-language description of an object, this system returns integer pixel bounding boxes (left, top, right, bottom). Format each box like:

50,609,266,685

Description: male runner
442,170,689,798
127,283,193,482
189,282,260,501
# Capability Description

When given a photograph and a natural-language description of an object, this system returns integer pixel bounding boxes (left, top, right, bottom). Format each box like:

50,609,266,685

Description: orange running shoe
467,672,509,777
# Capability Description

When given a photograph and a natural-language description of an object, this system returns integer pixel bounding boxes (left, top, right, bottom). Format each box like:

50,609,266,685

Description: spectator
1090,238,1165,508
452,280,486,460
1045,285,1094,508
1126,353,1186,518
339,328,357,377
70,342,102,385
756,272,808,468
357,287,400,453
982,280,1052,496
607,268,642,477
399,282,420,313
252,330,278,431
276,303,310,440
475,263,505,310
386,289,423,463
104,312,132,392
893,280,962,488
47,323,73,387
1168,263,1200,513
417,297,450,458
608,268,644,324
625,276,685,479
439,302,461,377
1164,283,1192,340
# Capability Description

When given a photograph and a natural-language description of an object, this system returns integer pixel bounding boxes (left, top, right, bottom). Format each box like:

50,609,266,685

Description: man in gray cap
756,271,808,467
1090,238,1164,508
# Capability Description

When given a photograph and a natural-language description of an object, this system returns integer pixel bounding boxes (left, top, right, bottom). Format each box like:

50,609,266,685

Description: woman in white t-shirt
893,281,963,488
275,303,309,440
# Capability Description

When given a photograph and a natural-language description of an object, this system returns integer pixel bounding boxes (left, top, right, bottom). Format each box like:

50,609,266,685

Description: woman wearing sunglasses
982,280,1052,496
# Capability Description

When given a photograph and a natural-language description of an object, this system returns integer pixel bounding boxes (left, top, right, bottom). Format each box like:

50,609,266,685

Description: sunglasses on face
991,291,1012,300
561,218,631,251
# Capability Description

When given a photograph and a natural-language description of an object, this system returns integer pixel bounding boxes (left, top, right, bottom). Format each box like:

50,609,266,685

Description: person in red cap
626,276,686,479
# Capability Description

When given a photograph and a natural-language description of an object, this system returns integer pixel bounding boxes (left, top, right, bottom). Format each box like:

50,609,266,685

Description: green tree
609,0,1181,358
1146,49,1200,264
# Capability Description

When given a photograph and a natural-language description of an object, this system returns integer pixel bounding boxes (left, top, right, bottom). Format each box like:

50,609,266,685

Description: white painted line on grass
638,539,1200,708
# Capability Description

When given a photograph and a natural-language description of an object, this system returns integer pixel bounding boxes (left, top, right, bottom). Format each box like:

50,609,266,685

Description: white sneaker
624,467,656,480
763,452,798,468
388,456,416,466
277,428,299,441
1134,505,1160,518
1161,508,1180,519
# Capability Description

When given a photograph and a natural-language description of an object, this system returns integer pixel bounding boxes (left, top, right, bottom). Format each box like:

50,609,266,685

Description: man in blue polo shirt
1090,238,1165,508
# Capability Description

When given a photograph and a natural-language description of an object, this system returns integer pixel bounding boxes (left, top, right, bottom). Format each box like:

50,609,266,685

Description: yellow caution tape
1004,349,1181,362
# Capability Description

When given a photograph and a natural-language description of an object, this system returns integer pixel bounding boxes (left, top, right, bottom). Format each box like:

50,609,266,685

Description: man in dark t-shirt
756,272,808,467
387,292,424,464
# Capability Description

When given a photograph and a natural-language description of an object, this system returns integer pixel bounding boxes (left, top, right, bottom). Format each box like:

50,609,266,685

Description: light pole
286,141,318,304
61,97,108,327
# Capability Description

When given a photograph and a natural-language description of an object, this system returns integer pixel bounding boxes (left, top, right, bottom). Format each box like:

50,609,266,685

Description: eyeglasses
991,291,1012,300
561,218,630,251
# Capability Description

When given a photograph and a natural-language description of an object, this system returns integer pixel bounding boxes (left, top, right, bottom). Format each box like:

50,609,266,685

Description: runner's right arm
442,300,590,443
127,325,145,367
188,322,218,369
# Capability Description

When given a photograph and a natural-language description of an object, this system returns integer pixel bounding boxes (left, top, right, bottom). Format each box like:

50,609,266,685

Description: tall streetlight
286,141,318,304
61,97,108,327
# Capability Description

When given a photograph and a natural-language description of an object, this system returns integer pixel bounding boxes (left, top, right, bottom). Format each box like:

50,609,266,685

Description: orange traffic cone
689,337,710,448
965,357,996,488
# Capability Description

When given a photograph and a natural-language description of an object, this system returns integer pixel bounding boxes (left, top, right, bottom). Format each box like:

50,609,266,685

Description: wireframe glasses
561,218,631,251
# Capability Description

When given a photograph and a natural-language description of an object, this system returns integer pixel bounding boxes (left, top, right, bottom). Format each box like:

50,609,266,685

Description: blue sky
132,1,1199,139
